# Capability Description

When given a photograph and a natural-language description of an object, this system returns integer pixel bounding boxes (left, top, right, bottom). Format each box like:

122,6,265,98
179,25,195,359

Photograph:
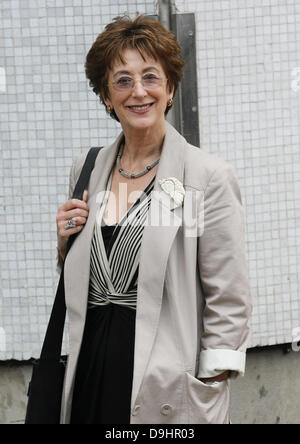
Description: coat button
160,404,172,416
131,405,141,416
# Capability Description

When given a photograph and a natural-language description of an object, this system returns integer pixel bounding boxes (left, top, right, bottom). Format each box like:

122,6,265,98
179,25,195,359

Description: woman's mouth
127,103,154,114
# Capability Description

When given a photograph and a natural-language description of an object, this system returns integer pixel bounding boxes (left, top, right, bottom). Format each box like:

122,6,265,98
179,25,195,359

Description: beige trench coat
57,121,252,424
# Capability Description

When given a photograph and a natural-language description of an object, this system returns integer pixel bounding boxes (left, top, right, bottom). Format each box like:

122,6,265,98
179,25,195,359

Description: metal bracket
151,10,200,147
171,13,200,147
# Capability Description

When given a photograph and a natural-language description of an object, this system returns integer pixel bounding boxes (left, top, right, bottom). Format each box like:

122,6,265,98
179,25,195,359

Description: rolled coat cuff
197,349,246,378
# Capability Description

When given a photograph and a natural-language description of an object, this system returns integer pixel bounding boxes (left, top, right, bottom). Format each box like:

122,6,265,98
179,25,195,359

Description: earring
107,105,113,114
167,98,173,108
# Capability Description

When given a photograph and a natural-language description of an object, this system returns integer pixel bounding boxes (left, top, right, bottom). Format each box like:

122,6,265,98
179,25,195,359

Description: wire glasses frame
108,76,169,92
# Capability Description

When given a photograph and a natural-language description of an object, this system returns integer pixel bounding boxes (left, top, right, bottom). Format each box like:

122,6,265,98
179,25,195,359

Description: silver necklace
117,142,160,179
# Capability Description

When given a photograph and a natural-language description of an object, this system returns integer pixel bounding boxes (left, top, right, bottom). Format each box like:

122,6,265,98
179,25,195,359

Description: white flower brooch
158,177,185,208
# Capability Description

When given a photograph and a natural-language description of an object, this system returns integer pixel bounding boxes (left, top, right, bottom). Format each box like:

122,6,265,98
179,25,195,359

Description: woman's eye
144,74,159,80
117,77,132,85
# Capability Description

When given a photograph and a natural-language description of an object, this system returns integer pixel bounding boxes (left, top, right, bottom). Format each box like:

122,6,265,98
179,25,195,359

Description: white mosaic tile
0,0,157,360
1,0,299,359
175,0,300,348
0,68,6,92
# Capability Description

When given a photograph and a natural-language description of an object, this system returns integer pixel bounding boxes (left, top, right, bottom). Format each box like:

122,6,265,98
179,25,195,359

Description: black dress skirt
70,224,136,424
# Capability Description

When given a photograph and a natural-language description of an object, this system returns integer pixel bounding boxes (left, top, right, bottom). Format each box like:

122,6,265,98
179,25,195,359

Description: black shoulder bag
25,146,103,424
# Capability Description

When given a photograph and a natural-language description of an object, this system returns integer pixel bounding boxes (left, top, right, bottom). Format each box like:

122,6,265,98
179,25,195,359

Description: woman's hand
56,190,89,261
199,370,230,384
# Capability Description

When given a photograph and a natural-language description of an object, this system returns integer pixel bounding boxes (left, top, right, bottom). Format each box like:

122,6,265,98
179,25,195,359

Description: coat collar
90,120,186,210
64,120,187,410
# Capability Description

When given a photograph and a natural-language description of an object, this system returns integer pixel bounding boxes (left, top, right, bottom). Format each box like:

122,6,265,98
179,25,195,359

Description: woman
56,14,252,424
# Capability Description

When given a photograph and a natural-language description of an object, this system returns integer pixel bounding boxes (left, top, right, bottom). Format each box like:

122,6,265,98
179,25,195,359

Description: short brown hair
85,14,184,122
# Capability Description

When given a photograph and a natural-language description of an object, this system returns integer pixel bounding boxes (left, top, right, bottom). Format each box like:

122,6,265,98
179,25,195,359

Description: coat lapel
63,122,187,414
131,121,186,408
64,133,123,348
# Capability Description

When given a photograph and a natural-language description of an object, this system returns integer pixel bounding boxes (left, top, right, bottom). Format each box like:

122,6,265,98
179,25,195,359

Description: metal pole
158,0,177,128
158,0,171,29
157,1,200,146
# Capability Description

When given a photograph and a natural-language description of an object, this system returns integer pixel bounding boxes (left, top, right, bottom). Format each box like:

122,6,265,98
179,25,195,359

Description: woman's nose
131,80,147,97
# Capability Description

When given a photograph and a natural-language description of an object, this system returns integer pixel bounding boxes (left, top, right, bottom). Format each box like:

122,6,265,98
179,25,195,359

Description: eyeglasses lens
114,77,163,91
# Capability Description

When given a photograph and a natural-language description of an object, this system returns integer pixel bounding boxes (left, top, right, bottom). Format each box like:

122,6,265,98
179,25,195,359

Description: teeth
129,104,152,110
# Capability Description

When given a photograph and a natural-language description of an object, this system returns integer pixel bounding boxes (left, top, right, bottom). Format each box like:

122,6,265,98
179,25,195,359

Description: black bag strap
40,147,104,361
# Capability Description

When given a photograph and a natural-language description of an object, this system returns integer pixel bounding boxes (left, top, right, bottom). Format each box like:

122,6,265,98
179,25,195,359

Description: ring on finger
64,217,77,230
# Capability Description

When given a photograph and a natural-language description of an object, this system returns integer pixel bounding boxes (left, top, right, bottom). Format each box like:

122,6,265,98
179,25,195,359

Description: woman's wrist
199,370,230,383
57,246,66,262
57,237,67,261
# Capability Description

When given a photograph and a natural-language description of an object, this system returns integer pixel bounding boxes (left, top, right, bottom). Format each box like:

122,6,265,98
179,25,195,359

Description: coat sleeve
56,156,78,275
196,162,252,379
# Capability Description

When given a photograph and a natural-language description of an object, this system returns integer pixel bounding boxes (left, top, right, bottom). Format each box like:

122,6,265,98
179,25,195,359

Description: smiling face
104,48,174,134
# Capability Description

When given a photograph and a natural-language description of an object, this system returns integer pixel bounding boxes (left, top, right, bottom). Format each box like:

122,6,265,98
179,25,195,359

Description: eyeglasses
108,74,168,92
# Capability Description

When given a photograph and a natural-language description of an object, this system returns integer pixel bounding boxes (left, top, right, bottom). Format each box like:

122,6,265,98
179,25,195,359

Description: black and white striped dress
70,168,156,424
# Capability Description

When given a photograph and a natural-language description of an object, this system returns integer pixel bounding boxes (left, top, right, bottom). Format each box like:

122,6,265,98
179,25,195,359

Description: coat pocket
185,372,230,424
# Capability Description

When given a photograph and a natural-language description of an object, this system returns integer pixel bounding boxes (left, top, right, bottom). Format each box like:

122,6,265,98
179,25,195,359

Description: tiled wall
0,0,157,360
0,0,299,359
175,0,300,347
